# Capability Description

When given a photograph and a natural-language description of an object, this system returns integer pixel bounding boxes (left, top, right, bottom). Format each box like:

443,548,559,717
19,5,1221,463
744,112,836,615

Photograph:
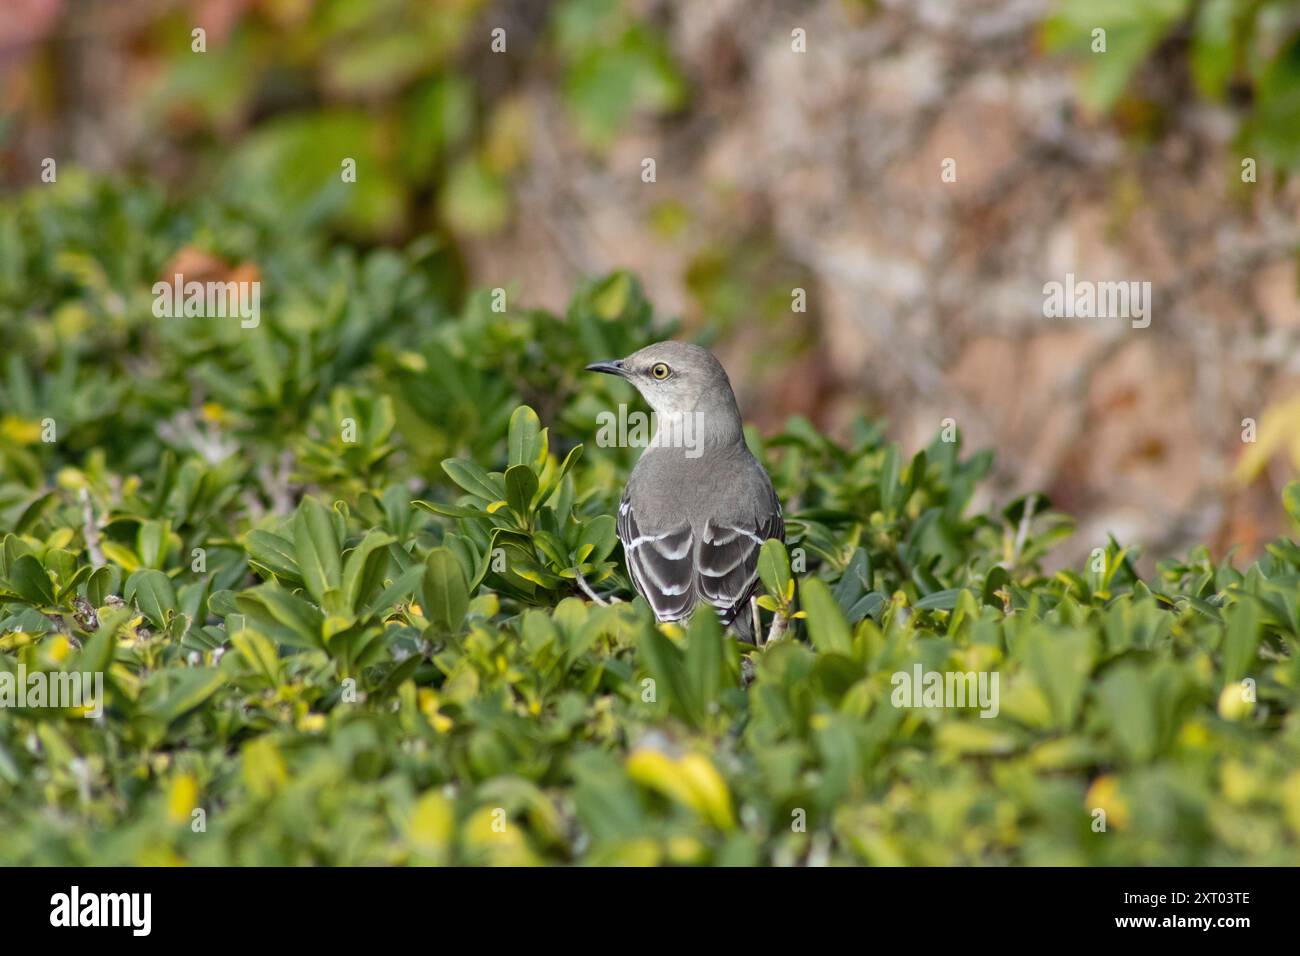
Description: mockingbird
587,341,783,643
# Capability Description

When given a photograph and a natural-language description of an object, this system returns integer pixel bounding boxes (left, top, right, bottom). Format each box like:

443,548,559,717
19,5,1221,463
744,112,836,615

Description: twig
766,609,789,647
263,450,295,517
80,488,105,569
1009,492,1038,567
574,567,619,607
156,409,237,465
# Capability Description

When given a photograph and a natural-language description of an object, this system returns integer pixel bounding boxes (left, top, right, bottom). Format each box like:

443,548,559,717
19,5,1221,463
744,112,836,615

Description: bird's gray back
619,442,782,627
627,443,775,531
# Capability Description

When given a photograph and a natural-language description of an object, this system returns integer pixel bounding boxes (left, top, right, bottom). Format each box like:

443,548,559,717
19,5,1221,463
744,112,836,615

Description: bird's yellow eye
651,363,671,380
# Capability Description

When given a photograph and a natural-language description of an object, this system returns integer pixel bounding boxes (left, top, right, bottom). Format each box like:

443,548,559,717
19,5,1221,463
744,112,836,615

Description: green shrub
1046,0,1300,170
0,179,1298,865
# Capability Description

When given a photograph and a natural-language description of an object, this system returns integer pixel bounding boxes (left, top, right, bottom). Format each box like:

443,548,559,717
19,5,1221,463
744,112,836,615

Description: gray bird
586,342,783,643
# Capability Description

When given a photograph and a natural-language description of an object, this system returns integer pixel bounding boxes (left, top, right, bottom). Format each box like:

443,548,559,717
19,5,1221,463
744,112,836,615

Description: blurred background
2,0,1299,568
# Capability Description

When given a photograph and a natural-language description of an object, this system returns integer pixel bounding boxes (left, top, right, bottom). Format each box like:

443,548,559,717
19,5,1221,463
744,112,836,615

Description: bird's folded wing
617,494,695,621
696,510,784,625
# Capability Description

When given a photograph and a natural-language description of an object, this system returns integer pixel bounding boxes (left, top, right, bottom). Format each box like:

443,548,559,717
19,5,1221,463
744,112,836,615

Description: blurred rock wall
4,0,1299,567
467,0,1300,566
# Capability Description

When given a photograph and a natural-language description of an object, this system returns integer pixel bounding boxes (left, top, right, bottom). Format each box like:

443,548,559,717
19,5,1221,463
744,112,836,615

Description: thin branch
80,488,105,569
1009,492,1038,568
263,450,295,517
765,609,789,647
574,567,619,607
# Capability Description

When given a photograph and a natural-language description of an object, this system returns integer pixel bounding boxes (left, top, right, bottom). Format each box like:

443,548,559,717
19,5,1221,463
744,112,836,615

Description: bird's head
586,341,737,421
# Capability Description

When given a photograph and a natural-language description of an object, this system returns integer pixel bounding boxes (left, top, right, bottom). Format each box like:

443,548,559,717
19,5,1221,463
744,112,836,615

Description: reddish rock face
5,0,1299,564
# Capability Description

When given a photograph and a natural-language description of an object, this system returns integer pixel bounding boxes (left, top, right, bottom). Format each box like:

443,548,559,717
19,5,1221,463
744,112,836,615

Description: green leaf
137,519,171,570
422,547,469,634
915,589,964,611
341,529,396,613
1043,0,1190,112
758,539,792,604
982,566,1010,607
374,654,422,700
575,515,618,566
903,449,928,505
125,569,177,630
590,272,632,319
362,563,424,618
235,581,325,650
1022,629,1094,730
684,607,730,708
536,444,583,506
1096,663,1157,763
144,667,225,725
246,529,303,583
85,566,117,607
13,492,56,536
845,592,885,623
412,500,499,522
1250,35,1300,169
507,405,545,469
1284,480,1300,529
505,464,539,520
879,446,901,517
1190,0,1236,99
54,562,92,603
637,623,699,727
800,578,852,654
832,548,872,611
231,627,283,686
439,155,509,236
7,554,56,607
99,540,141,574
1222,598,1260,683
293,496,342,603
442,458,505,502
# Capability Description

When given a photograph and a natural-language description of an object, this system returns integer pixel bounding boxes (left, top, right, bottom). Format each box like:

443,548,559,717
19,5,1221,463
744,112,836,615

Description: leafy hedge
1,179,1298,865
1047,0,1300,170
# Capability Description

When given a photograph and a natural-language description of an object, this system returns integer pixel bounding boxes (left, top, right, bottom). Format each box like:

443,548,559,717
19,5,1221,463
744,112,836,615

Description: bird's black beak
585,359,627,378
